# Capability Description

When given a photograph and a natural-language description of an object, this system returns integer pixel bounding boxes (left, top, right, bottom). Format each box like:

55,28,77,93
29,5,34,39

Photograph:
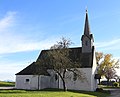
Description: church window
25,79,30,83
85,41,88,46
55,74,58,80
73,73,77,81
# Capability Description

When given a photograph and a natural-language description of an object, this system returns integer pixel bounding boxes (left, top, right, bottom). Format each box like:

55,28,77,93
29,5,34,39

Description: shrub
96,88,103,92
113,82,119,87
96,88,110,94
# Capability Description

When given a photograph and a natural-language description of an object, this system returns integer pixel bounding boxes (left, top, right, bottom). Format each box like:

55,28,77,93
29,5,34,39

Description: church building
15,10,98,91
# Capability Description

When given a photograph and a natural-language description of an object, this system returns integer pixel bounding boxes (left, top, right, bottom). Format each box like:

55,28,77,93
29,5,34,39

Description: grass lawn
0,89,110,97
0,81,15,87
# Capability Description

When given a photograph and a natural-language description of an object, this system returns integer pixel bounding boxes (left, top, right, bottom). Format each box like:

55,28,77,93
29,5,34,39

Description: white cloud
0,11,17,32
0,39,57,54
95,38,120,51
15,40,56,51
0,11,58,54
0,61,29,81
1,32,57,54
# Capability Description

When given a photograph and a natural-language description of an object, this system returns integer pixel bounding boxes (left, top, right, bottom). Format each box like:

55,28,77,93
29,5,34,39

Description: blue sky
0,0,120,81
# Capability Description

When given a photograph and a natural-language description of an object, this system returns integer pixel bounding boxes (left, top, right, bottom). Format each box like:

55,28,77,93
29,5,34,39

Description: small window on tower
85,41,88,46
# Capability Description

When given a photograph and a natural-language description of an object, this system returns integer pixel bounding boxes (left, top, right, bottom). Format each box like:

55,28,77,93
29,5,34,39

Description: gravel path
0,87,15,89
108,89,120,97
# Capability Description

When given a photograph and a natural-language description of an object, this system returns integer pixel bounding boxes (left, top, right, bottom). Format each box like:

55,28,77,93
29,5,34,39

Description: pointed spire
84,9,91,35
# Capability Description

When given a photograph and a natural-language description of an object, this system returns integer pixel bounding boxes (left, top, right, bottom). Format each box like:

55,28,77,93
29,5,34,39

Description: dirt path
0,87,15,89
108,90,120,97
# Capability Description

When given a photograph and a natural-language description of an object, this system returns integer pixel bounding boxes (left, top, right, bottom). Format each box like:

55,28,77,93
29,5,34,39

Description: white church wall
59,68,93,91
47,69,59,88
91,49,98,91
16,75,54,90
15,75,38,90
40,75,51,89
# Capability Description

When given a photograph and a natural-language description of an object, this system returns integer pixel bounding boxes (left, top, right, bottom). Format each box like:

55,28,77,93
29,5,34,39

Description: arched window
73,73,77,81
55,74,58,80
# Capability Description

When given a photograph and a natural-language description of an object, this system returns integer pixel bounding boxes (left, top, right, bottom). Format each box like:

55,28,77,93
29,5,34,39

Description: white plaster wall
40,75,50,89
15,75,38,90
47,69,59,88
59,68,93,91
16,74,58,90
91,49,98,91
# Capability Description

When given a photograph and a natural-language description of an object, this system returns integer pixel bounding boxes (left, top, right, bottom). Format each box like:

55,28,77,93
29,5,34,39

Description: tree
39,37,85,91
114,75,120,82
96,52,103,66
96,52,119,85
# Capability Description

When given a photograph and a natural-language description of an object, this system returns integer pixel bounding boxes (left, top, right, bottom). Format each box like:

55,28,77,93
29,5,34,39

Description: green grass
0,81,15,87
0,89,110,97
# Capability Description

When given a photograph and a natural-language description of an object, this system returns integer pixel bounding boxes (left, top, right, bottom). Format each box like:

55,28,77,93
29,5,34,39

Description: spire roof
84,9,91,35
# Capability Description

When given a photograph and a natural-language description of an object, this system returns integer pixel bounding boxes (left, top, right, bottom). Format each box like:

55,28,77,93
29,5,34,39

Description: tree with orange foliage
96,52,119,85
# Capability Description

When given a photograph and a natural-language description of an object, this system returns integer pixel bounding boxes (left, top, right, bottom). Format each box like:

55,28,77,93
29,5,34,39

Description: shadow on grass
69,90,110,97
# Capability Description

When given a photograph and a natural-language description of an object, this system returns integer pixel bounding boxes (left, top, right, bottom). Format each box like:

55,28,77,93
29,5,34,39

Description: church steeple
84,9,91,35
81,9,94,53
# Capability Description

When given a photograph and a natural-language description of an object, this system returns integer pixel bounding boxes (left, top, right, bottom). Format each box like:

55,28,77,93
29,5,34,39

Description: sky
0,0,120,81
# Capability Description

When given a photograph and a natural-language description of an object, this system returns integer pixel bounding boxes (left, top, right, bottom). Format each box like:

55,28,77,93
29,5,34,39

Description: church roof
16,46,95,75
37,46,94,68
16,62,50,75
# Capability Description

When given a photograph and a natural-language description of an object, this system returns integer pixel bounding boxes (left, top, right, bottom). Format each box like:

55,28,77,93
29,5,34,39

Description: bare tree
41,37,85,91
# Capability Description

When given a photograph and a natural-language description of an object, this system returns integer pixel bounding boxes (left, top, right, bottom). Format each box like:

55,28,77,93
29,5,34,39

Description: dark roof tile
16,46,94,75
16,62,50,75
